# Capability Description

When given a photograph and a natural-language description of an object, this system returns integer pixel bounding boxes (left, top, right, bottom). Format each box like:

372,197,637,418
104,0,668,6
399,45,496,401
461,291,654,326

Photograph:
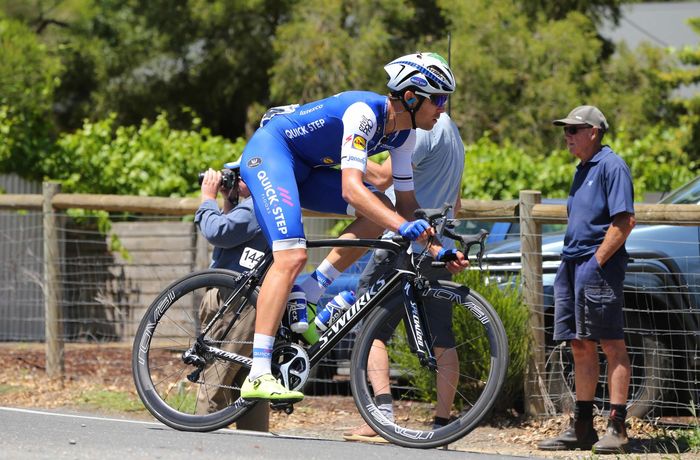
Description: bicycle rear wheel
350,280,508,448
132,269,258,431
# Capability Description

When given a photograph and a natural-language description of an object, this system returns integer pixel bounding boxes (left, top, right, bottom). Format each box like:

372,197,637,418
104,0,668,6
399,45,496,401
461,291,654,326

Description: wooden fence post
520,190,545,416
43,182,64,378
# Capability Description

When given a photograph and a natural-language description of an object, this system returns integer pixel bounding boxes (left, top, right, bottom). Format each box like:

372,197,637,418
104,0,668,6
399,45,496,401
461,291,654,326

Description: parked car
481,176,700,417
458,198,567,244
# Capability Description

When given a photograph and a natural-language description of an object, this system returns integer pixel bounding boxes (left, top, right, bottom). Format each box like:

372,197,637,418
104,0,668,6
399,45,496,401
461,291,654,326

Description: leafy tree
0,15,61,177
269,0,418,104
439,0,677,157
442,3,597,151
3,0,296,139
517,0,628,25
656,17,700,164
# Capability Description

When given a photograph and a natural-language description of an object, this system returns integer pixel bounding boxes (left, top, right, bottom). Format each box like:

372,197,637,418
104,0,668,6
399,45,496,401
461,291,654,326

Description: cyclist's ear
404,91,417,107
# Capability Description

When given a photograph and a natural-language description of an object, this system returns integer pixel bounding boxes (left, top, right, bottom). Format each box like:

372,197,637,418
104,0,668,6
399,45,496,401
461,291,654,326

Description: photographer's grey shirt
195,197,269,272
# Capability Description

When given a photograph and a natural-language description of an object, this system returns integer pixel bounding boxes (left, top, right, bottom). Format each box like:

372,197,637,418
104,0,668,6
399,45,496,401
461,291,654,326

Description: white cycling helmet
384,52,456,96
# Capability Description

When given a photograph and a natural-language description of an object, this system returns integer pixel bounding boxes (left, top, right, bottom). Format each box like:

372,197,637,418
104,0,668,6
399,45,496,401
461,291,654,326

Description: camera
198,169,237,190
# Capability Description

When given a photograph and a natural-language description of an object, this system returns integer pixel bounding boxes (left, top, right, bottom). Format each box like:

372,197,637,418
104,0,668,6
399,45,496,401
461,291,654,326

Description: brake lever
443,228,489,270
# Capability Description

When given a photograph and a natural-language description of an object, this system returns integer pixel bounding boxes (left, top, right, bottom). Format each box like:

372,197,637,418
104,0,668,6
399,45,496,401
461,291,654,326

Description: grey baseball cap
553,105,609,131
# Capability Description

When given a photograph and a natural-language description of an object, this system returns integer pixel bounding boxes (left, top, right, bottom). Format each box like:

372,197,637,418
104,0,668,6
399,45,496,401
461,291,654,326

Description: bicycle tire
132,269,259,431
350,280,508,448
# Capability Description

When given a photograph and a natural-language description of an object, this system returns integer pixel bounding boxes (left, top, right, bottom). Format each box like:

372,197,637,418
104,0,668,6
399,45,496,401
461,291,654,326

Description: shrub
391,269,529,414
44,111,245,196
461,123,698,201
453,269,530,412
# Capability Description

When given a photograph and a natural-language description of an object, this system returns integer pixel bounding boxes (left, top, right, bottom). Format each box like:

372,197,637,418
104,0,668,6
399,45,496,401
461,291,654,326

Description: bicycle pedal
186,367,203,383
270,402,294,415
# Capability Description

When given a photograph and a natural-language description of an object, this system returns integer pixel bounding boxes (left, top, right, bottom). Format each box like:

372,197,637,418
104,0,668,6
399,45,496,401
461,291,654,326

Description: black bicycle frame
199,236,438,373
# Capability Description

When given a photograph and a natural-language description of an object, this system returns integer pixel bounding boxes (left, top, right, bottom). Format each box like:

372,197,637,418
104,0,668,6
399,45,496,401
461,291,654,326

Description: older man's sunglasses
563,125,592,135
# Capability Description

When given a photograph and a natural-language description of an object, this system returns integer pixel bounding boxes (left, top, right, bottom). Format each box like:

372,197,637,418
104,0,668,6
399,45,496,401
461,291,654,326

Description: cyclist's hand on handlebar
437,248,470,274
398,219,432,241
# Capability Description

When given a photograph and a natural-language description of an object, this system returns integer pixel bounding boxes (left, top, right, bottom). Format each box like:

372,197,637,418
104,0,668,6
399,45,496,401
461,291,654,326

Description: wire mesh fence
483,211,700,420
0,187,698,420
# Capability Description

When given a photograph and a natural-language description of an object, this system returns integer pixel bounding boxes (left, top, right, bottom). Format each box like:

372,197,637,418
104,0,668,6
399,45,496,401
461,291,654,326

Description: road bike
132,205,508,448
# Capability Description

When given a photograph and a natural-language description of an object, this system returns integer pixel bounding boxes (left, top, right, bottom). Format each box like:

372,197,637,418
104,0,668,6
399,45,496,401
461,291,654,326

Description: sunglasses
563,125,592,136
429,94,449,108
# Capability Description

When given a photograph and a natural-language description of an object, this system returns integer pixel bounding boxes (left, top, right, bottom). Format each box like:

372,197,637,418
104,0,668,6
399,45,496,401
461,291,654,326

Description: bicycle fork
400,276,437,371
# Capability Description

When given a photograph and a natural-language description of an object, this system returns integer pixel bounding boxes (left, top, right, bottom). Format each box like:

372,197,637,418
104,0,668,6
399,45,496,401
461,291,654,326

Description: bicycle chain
194,380,242,391
205,339,252,345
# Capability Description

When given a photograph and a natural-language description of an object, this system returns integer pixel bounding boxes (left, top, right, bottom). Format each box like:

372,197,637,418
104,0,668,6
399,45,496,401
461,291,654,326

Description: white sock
378,403,394,423
249,333,275,380
300,259,341,304
375,394,394,422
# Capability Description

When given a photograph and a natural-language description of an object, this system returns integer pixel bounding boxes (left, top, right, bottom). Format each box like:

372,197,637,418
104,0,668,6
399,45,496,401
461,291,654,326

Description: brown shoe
593,418,629,454
342,423,388,443
538,418,598,451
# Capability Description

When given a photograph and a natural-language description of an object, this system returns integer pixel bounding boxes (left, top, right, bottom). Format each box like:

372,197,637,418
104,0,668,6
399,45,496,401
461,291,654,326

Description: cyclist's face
415,96,446,130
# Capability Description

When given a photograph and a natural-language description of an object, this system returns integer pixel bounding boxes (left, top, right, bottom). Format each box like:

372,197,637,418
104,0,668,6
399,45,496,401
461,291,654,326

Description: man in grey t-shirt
343,113,466,442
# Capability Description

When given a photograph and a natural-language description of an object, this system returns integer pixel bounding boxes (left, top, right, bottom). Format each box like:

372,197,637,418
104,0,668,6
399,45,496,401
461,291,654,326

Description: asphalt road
0,406,535,460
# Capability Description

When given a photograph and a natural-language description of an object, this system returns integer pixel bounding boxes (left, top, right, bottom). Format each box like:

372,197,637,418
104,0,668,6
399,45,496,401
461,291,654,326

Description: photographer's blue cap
223,160,241,171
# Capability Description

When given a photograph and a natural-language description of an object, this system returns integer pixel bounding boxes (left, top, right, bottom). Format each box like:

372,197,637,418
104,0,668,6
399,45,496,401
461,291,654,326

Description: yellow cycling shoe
241,373,304,402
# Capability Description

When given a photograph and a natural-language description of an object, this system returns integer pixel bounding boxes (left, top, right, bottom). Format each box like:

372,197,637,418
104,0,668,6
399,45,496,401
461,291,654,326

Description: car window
659,176,700,205
501,223,566,240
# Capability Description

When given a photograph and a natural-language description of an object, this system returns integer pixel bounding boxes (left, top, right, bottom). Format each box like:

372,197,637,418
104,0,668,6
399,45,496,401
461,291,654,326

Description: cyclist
194,165,270,430
239,52,469,401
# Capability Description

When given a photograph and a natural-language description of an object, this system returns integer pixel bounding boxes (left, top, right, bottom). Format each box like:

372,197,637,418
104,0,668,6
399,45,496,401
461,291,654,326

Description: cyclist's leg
239,133,307,401
194,287,270,429
345,250,401,440
419,259,459,423
195,288,238,414
299,168,392,271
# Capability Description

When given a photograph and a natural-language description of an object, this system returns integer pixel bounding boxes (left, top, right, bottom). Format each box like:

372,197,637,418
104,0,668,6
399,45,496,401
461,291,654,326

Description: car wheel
623,315,673,418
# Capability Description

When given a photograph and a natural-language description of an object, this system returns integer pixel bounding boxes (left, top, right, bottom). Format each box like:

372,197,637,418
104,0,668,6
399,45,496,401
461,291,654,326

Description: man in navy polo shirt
538,105,636,455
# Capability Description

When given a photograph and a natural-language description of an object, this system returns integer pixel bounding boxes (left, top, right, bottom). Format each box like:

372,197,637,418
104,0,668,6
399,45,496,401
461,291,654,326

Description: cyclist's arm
340,102,406,232
363,158,392,191
342,168,405,232
389,134,420,222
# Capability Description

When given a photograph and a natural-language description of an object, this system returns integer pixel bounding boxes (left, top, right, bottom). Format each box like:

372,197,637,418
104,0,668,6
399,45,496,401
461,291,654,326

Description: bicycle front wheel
132,269,258,431
350,280,508,448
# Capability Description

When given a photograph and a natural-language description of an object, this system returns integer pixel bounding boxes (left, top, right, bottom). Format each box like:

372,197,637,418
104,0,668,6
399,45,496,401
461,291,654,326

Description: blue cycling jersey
241,91,416,251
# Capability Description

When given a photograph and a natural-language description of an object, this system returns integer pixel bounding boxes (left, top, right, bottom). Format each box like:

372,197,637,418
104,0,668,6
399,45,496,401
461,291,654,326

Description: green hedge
29,107,698,200
461,123,698,201
43,111,245,196
391,270,529,414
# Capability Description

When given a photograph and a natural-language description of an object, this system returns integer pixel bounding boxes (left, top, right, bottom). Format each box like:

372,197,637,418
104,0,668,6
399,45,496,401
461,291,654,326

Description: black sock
433,416,449,427
610,404,627,423
375,393,393,406
574,400,594,422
